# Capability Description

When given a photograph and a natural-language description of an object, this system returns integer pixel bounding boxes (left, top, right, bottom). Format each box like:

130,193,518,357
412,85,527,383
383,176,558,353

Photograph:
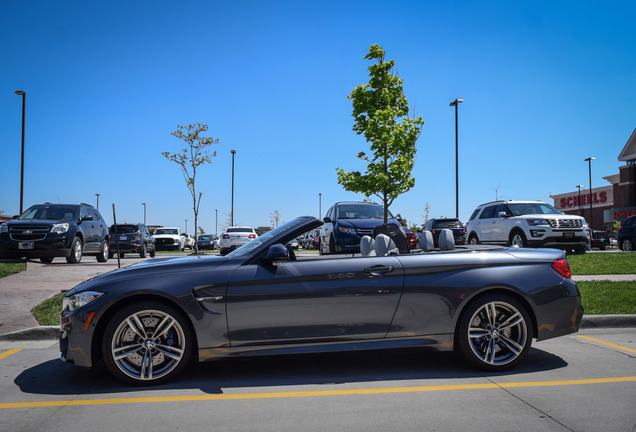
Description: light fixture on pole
142,202,146,225
95,193,100,210
576,185,584,217
584,157,595,230
231,150,236,226
449,98,464,219
185,219,188,234
15,90,26,214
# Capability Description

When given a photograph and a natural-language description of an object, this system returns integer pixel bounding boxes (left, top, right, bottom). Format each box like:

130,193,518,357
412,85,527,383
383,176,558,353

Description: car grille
355,228,374,237
548,219,582,229
156,238,176,245
9,225,49,241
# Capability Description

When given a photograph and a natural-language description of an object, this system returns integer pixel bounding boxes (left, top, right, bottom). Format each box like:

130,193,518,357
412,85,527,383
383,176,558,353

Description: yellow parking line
577,335,636,354
1,376,635,409
0,349,22,360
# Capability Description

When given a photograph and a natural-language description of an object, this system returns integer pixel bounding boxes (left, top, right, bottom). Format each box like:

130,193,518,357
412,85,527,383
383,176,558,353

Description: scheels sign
559,191,608,209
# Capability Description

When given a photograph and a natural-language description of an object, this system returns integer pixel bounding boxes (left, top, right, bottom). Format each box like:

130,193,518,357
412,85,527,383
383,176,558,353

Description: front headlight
527,219,549,226
63,291,104,312
339,226,357,234
51,223,70,234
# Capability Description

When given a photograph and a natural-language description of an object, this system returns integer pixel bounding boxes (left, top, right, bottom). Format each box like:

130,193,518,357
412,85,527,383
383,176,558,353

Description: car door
319,206,335,253
476,206,497,242
226,255,405,346
491,204,512,243
79,207,98,251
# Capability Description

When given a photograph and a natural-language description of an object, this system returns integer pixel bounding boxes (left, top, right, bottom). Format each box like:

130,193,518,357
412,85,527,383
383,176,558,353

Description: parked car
589,230,609,250
153,227,185,251
109,224,155,258
219,226,258,255
197,234,218,250
286,238,299,250
403,227,417,249
618,215,636,251
466,200,589,253
60,215,583,385
423,218,466,247
304,228,320,250
182,233,195,250
319,202,401,254
0,202,109,264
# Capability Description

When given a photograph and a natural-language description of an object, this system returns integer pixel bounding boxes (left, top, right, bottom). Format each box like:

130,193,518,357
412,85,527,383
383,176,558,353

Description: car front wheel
456,294,532,371
621,238,634,251
97,240,109,262
468,234,480,245
102,301,193,385
66,237,83,264
509,231,527,248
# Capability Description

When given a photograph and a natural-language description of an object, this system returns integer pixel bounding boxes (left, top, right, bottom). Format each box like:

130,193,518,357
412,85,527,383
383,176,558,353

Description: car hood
6,218,70,227
67,255,230,294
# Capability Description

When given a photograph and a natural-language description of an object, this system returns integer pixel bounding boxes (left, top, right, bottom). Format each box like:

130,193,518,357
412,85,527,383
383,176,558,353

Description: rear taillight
222,234,229,239
135,233,142,240
248,234,256,239
431,228,437,234
552,259,571,279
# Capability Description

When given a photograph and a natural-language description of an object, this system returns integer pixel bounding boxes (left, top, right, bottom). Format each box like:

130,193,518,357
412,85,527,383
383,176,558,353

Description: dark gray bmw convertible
60,216,583,385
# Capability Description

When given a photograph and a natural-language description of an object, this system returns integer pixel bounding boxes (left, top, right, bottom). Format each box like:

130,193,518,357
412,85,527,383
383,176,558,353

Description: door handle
364,265,394,275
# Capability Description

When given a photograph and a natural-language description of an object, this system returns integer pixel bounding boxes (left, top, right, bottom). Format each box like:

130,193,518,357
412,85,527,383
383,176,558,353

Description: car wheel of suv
329,234,336,254
66,237,83,264
40,257,54,264
101,301,193,385
150,247,156,258
468,234,480,245
140,244,147,258
509,231,527,248
97,240,109,262
455,294,532,371
620,238,634,251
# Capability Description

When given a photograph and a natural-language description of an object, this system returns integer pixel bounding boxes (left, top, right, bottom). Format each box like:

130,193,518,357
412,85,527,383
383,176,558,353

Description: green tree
162,123,219,253
337,44,424,223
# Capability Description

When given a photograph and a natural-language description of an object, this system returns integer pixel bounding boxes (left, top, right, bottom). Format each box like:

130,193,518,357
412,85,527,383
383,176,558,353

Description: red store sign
559,192,607,208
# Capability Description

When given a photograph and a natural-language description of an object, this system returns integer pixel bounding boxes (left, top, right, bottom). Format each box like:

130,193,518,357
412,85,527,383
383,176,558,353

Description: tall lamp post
231,150,236,226
215,209,218,235
95,194,100,210
141,202,146,225
318,193,322,219
449,98,464,218
584,157,595,230
15,90,26,214
576,185,584,216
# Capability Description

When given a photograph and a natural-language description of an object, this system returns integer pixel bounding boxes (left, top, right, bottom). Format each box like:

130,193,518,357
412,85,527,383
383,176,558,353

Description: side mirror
81,215,93,222
498,212,509,218
261,244,289,265
323,217,332,224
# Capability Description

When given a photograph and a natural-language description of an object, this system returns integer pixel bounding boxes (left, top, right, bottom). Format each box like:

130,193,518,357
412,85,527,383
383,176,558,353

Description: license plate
563,232,574,238
120,236,128,241
19,242,34,250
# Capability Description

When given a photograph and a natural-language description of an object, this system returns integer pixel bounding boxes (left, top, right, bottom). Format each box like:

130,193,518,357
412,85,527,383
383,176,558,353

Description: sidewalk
0,259,634,341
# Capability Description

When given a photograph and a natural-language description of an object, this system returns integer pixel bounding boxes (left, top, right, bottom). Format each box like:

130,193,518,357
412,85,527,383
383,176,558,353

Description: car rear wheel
66,237,83,264
140,244,147,258
102,301,193,385
456,294,532,371
97,240,109,262
620,238,634,251
468,234,480,245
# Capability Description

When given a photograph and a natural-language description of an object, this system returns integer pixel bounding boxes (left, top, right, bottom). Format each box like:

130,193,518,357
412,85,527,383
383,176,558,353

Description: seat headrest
419,230,434,251
439,229,456,250
360,235,376,256
375,234,400,256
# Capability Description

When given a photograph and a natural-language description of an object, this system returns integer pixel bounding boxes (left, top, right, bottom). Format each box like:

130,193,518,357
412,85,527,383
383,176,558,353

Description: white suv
466,200,589,253
219,226,258,255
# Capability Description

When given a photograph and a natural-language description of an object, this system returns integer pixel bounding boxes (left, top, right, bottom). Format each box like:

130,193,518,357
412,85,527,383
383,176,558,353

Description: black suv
618,215,636,251
422,218,466,247
109,224,156,258
0,203,110,264
319,202,401,254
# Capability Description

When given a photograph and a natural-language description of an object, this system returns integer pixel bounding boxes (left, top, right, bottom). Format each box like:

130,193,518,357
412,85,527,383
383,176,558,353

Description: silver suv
466,200,589,253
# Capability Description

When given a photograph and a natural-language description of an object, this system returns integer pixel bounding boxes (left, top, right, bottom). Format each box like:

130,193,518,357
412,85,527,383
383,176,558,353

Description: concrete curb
1,316,634,342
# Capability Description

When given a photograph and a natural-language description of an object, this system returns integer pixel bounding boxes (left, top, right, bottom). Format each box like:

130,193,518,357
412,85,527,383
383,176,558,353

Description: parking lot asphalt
0,253,635,341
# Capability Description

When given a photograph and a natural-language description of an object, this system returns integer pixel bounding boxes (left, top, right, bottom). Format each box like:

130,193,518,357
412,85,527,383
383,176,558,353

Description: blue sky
1,1,634,234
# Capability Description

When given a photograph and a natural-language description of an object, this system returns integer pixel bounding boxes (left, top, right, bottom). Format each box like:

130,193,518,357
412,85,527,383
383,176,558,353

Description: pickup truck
153,227,185,251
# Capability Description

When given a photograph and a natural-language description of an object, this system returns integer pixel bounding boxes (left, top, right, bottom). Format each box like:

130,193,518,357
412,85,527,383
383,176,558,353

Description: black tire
455,294,532,371
620,238,634,252
119,252,125,259
40,257,54,264
66,237,83,264
101,301,193,385
149,247,156,258
509,231,527,248
108,251,114,259
97,240,109,262
328,234,336,254
468,234,480,245
140,244,147,258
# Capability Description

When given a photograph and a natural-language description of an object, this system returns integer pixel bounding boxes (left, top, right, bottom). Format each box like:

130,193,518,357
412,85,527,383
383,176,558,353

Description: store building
550,128,636,231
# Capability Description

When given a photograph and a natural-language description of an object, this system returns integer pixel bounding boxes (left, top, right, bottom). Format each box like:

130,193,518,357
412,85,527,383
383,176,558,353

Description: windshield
111,225,139,234
335,204,393,219
227,217,315,257
20,205,77,221
435,220,462,228
508,203,562,216
155,229,179,235
198,235,213,240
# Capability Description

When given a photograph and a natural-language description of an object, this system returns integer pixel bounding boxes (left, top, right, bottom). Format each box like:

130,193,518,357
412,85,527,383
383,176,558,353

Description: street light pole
142,203,146,225
449,98,464,219
95,193,100,210
319,193,322,219
231,150,236,226
576,185,584,217
15,90,26,214
215,209,218,235
584,157,595,230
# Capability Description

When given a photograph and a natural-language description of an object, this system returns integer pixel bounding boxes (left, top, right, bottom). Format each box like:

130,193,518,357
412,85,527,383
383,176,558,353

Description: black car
589,230,609,250
109,224,156,258
422,218,466,247
197,234,218,250
0,203,109,264
618,215,636,251
60,216,582,385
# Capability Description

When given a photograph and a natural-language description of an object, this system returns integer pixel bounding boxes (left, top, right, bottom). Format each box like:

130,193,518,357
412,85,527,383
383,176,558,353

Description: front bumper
0,236,72,259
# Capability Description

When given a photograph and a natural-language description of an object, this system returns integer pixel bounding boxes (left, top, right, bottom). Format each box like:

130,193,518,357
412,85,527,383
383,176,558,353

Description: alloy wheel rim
467,301,527,365
111,309,186,381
